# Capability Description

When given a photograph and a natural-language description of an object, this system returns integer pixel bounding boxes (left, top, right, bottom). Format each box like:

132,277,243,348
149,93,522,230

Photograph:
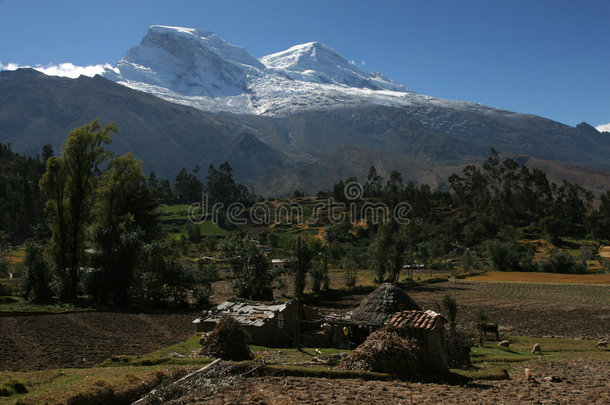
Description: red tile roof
387,310,446,332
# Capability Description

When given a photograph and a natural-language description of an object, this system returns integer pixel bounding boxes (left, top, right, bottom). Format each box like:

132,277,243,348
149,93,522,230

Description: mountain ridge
1,26,609,196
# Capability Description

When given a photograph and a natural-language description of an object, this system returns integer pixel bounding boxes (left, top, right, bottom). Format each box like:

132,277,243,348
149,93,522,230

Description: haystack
350,283,421,326
199,315,253,361
340,330,425,378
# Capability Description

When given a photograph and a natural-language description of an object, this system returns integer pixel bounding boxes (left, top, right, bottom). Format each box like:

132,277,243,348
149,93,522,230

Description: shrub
442,294,458,332
540,250,586,274
219,232,274,301
23,239,54,302
341,256,357,288
309,258,329,293
0,379,27,396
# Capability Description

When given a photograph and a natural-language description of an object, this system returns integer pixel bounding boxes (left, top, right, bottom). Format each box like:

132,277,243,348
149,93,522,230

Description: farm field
0,311,197,371
1,332,608,404
407,281,610,339
466,271,610,284
0,279,608,404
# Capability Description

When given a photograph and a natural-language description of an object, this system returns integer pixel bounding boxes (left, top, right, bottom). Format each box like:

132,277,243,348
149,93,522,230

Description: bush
219,232,274,301
309,258,329,293
341,256,357,288
0,379,28,396
486,240,536,271
134,239,206,308
540,250,586,274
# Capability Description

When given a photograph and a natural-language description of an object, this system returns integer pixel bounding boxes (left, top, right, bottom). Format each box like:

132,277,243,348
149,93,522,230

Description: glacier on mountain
101,25,516,117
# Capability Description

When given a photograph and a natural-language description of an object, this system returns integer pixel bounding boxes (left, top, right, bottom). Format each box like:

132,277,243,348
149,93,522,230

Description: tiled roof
387,310,446,332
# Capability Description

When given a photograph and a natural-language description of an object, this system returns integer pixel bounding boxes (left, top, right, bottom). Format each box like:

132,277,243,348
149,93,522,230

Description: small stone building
317,282,422,348
386,309,449,372
193,299,297,347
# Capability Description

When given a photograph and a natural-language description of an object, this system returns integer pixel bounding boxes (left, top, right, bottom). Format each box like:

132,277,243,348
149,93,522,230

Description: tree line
1,119,248,306
3,122,610,306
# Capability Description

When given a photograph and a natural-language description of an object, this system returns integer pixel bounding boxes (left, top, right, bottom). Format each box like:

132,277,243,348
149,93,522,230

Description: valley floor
0,278,608,404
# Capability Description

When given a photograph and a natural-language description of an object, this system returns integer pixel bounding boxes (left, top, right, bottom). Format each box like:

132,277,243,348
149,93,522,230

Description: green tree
369,227,391,283
40,119,116,300
174,166,203,203
23,239,54,302
0,143,46,242
0,231,10,278
341,255,358,288
137,239,198,307
206,162,253,207
309,255,329,293
442,294,458,334
220,232,273,300
90,153,159,305
461,249,474,272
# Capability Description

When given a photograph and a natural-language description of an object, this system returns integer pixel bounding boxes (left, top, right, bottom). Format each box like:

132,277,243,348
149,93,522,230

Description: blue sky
1,0,609,128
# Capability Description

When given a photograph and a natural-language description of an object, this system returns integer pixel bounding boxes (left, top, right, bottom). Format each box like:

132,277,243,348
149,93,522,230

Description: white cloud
0,62,23,71
596,123,610,133
0,61,113,78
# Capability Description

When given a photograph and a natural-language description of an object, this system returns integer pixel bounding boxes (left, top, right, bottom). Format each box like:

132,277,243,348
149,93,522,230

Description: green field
158,204,228,237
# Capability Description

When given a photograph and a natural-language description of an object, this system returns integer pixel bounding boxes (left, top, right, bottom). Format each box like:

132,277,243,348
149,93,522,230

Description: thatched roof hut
350,283,421,326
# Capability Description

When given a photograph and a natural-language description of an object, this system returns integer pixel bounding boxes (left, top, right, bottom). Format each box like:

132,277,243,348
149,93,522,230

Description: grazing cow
595,339,607,350
482,323,500,340
532,343,542,354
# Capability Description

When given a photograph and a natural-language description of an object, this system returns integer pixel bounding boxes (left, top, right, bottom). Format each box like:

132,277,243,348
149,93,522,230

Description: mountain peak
147,25,214,38
102,26,408,114
261,41,405,91
102,25,264,97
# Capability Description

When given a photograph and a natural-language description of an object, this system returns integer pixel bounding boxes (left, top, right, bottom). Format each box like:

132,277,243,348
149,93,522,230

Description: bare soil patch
135,358,609,404
0,311,197,371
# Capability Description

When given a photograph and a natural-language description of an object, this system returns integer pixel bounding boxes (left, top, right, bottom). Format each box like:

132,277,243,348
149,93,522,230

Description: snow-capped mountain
596,123,610,133
3,25,610,196
102,25,471,116
260,41,404,91
103,26,264,99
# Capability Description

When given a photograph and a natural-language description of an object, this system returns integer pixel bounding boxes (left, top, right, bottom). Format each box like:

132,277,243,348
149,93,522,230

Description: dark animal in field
532,343,542,354
595,339,607,350
481,323,500,340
